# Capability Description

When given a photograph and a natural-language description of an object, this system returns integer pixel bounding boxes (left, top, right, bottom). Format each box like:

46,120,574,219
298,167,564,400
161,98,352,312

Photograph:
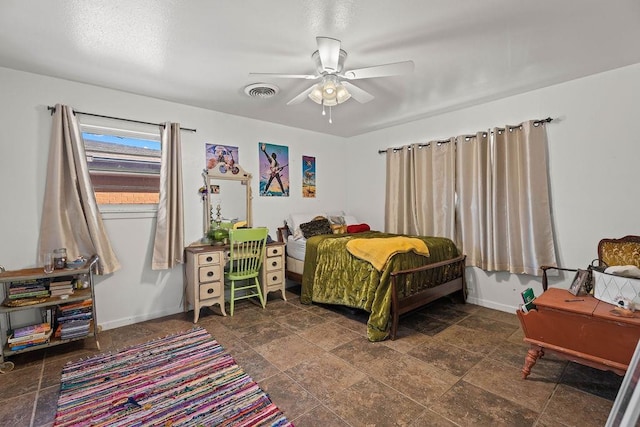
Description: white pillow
342,215,359,225
326,214,360,227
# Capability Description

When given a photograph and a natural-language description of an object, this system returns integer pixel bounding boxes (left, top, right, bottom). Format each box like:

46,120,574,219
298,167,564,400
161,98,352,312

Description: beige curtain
385,146,413,234
385,139,456,239
39,104,121,274
456,121,556,275
152,122,184,270
455,132,491,267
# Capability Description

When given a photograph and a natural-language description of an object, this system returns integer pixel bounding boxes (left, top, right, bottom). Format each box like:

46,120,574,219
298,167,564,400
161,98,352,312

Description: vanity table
185,162,285,322
184,241,286,322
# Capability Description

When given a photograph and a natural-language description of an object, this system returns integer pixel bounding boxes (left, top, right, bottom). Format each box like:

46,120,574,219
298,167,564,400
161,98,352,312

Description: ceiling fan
249,37,414,121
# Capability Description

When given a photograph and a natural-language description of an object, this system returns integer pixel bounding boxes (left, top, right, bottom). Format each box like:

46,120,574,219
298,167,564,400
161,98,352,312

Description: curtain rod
47,106,197,133
377,117,553,154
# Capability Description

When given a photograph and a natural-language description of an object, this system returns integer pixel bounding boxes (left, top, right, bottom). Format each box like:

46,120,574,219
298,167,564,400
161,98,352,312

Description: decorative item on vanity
207,202,229,246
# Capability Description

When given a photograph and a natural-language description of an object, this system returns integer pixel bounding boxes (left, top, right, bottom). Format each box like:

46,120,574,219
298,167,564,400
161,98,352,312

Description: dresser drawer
197,252,220,265
266,246,284,257
264,270,283,287
199,265,221,283
199,282,222,300
265,256,283,271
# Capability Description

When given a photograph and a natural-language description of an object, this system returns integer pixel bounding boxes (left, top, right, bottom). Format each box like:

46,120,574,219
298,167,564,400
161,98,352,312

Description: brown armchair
541,235,640,291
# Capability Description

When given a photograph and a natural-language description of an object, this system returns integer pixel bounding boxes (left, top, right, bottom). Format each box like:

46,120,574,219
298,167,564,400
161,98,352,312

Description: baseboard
465,296,518,314
98,306,184,331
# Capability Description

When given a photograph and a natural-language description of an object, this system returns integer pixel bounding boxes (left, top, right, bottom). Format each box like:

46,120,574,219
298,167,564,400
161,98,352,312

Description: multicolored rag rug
53,326,293,426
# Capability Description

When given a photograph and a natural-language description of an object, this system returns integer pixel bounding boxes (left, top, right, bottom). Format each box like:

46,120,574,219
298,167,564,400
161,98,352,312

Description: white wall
346,63,640,312
0,67,347,329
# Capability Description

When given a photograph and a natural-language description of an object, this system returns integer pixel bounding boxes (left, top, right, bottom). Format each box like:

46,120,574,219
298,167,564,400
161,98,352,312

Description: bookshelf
0,255,100,372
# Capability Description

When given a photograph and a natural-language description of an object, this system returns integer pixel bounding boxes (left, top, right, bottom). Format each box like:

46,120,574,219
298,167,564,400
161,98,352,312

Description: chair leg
230,279,235,316
255,278,265,308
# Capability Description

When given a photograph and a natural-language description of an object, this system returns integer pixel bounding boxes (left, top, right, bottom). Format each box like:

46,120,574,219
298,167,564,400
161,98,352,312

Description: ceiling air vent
244,83,279,98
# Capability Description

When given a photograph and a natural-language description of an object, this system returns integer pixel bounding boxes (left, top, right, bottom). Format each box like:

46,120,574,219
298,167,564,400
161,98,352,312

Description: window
81,125,161,205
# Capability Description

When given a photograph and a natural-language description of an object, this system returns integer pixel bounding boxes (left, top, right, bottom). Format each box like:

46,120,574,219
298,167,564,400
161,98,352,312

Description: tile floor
0,285,624,427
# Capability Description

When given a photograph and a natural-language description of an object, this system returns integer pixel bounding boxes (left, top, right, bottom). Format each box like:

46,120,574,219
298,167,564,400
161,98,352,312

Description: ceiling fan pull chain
322,102,326,116
329,106,333,124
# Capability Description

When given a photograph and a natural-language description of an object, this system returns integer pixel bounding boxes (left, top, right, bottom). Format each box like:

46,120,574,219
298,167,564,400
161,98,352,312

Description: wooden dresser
184,241,286,322
517,288,640,379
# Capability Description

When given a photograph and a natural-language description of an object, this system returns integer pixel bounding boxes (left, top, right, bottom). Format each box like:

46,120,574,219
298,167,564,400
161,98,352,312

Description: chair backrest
227,227,269,275
598,235,640,268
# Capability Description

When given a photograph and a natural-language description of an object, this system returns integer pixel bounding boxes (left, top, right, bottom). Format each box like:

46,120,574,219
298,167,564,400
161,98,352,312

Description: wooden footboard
389,254,466,340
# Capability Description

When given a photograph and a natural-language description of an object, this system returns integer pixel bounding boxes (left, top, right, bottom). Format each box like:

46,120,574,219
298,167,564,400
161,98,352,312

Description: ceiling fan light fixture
308,84,324,104
322,76,337,100
336,84,351,104
308,74,351,106
323,97,338,107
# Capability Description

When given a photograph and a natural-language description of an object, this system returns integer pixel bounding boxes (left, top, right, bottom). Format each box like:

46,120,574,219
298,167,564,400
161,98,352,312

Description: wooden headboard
597,235,640,268
276,226,290,243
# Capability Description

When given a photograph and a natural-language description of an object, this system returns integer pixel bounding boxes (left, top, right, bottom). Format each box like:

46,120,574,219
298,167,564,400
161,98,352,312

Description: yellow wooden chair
226,227,268,315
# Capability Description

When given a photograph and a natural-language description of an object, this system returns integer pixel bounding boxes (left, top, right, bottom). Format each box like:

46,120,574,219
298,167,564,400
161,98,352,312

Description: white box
593,270,640,307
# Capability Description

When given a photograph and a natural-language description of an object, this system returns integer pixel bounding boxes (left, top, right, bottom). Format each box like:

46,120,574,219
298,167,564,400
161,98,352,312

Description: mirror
202,164,253,237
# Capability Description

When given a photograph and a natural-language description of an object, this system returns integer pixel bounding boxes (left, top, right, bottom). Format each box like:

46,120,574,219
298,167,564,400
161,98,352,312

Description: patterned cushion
300,218,333,239
600,241,640,268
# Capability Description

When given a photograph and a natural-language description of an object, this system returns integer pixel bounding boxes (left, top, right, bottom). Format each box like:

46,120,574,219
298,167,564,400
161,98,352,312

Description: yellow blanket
346,237,430,271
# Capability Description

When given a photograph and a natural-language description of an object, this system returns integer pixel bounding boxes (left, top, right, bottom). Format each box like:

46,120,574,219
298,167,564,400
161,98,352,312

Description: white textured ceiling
1,0,640,137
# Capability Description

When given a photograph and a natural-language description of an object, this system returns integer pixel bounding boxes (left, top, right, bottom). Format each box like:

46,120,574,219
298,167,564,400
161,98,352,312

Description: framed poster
302,155,316,198
206,144,239,174
259,142,289,197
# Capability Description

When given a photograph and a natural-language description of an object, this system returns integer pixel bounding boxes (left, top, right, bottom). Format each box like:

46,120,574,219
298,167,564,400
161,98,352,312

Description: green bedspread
301,231,460,341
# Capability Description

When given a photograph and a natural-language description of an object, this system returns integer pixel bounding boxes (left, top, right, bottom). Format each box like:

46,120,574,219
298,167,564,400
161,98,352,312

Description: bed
277,223,466,342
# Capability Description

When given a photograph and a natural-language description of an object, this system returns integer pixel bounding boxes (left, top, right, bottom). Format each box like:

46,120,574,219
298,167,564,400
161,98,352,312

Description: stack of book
8,323,53,351
55,299,92,340
49,280,74,298
7,279,49,300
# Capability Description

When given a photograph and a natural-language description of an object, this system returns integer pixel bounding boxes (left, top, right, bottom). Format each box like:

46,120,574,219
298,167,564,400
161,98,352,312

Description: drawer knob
206,256,213,262
207,271,214,277
272,275,277,281
271,261,277,267
207,288,214,294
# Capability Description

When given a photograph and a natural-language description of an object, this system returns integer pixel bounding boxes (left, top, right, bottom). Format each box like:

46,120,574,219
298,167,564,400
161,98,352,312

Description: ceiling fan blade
341,81,374,103
342,60,415,80
316,36,341,72
249,72,318,80
286,84,317,105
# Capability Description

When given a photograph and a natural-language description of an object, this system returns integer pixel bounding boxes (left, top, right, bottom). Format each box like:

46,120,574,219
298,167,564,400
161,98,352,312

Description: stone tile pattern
0,285,623,427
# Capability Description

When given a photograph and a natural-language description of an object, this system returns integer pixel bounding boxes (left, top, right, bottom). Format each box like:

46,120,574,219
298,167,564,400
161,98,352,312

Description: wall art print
206,143,239,174
259,142,289,197
302,155,316,198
